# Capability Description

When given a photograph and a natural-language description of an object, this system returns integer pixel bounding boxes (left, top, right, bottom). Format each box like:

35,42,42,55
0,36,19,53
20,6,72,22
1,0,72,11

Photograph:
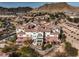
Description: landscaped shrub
44,44,52,50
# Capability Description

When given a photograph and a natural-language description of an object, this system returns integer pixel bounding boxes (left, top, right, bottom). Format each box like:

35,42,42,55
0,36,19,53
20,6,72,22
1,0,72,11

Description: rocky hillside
37,2,79,12
0,7,33,14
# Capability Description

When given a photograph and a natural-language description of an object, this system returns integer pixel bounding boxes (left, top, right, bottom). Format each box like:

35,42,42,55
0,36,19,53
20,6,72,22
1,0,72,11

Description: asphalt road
0,31,16,40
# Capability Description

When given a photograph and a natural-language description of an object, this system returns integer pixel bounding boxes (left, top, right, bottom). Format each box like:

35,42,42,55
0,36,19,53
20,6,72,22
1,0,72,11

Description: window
71,36,73,37
37,43,41,45
74,37,76,39
69,34,70,36
19,37,23,39
37,33,43,38
77,39,79,40
37,40,42,42
71,31,73,33
18,41,22,43
38,33,42,37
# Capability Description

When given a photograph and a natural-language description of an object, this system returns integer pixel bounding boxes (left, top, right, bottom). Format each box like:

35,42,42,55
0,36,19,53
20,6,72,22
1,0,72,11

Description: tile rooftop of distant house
16,21,59,32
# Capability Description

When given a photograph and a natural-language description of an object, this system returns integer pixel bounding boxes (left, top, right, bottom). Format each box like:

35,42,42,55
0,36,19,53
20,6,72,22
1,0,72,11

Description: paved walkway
30,44,60,56
43,43,65,57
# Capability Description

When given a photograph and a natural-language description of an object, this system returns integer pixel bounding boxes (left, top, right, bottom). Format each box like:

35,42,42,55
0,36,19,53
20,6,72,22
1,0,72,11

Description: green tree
62,34,66,42
19,46,40,57
9,35,17,43
58,28,63,40
9,52,21,57
2,45,12,53
50,14,55,19
0,21,3,27
65,42,78,56
2,44,18,53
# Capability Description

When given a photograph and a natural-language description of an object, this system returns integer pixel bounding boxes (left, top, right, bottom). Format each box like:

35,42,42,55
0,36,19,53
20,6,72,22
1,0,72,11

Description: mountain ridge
37,2,79,12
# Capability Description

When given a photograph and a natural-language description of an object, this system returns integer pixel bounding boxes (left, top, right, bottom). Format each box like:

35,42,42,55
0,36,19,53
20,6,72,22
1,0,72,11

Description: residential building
16,21,61,49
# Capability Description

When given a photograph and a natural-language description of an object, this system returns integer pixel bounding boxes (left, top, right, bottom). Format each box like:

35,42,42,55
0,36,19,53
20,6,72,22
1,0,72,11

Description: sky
0,2,79,8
